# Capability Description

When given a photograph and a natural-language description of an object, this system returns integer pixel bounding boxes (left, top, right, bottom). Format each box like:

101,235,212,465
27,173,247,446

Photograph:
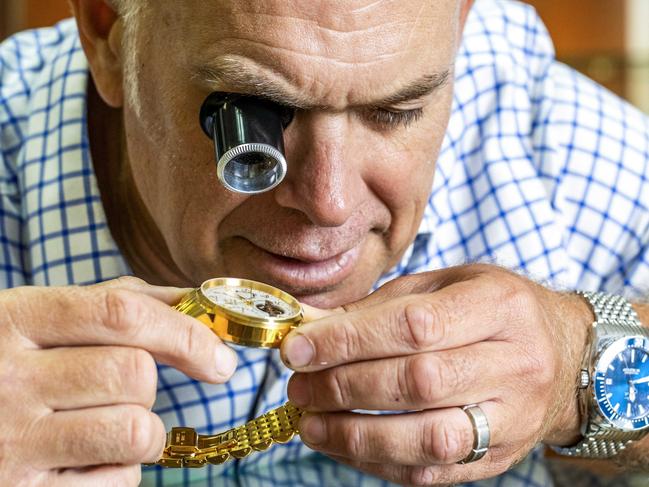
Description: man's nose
274,113,362,228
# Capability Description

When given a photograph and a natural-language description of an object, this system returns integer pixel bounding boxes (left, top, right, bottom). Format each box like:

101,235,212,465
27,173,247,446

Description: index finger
7,280,237,383
281,277,509,371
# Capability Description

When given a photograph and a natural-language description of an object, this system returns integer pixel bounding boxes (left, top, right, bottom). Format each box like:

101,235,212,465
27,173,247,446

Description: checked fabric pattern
1,0,648,486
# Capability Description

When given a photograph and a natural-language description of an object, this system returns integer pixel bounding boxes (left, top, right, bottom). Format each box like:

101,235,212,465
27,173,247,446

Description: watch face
202,281,301,321
594,336,649,431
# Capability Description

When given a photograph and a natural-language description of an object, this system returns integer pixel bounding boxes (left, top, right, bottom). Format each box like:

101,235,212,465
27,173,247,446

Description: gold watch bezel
175,277,303,348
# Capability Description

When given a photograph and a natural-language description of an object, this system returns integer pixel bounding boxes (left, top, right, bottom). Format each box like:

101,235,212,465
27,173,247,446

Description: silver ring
457,404,490,464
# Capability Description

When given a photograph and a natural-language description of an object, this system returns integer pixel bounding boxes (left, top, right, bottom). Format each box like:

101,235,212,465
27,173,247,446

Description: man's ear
68,0,124,107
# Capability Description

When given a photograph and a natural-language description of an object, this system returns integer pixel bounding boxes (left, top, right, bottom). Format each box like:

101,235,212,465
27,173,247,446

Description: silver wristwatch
552,291,649,458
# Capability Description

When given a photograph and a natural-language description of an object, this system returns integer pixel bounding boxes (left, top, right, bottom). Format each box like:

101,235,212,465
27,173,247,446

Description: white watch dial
203,285,298,319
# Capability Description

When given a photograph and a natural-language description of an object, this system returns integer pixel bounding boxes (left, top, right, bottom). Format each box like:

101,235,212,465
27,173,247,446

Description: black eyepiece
199,92,294,194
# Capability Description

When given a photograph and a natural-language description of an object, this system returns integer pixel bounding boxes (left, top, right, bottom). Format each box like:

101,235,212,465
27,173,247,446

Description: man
0,0,648,485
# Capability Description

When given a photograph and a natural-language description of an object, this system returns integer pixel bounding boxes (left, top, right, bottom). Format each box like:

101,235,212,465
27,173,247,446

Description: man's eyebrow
192,57,320,110
192,57,451,110
375,70,451,106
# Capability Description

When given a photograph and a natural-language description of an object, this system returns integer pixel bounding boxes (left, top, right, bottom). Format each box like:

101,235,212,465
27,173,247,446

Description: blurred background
0,1,648,486
1,0,648,113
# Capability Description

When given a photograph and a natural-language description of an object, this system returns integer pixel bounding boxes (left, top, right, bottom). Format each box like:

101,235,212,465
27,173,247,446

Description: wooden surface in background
0,1,627,54
24,0,73,30
526,0,626,56
2,0,72,38
0,0,632,98
527,0,627,97
3,1,628,54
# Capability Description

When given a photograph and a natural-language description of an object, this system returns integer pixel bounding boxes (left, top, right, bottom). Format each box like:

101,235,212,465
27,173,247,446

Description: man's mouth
239,238,363,292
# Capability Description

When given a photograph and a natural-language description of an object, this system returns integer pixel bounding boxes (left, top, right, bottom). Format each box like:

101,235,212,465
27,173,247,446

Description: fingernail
287,374,311,407
284,334,314,368
215,345,237,380
300,415,326,445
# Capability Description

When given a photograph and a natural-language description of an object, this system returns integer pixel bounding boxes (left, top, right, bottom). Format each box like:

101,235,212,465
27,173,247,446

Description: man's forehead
179,0,459,29
161,0,460,107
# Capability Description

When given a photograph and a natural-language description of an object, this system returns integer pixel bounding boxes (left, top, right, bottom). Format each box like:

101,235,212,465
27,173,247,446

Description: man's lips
239,238,363,291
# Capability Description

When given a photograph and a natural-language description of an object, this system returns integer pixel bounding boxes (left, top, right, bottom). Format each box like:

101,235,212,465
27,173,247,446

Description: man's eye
363,107,424,130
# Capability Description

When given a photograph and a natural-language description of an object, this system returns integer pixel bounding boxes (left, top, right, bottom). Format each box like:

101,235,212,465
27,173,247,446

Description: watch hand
234,291,254,306
631,376,649,385
622,353,630,370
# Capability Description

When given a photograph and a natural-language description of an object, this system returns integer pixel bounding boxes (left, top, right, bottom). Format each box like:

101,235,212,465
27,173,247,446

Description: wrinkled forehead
148,0,461,107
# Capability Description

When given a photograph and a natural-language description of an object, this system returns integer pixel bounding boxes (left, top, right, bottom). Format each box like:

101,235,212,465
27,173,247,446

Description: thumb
343,265,481,312
301,303,343,323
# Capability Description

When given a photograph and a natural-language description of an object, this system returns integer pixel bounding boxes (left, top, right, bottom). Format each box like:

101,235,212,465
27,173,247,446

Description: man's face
120,0,465,307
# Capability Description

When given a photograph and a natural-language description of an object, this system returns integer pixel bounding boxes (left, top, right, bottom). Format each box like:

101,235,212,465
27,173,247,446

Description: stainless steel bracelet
552,291,645,459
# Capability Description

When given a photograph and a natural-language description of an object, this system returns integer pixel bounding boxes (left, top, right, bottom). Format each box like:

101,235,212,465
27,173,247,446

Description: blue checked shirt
1,1,648,486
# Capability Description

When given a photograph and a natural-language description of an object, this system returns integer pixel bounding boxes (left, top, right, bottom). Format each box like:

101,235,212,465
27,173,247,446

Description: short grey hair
109,0,146,115
109,0,140,16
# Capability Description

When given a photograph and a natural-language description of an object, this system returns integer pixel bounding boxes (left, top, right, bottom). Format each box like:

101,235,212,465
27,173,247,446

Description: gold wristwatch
148,277,304,468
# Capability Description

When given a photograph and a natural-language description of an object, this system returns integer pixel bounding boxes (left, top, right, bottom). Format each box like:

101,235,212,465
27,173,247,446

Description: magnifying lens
200,92,294,194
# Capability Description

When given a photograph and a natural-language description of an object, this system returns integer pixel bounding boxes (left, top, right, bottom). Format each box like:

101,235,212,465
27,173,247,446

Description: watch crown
579,369,590,389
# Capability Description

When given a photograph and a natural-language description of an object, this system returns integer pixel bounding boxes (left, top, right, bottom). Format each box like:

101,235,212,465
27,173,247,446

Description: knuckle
174,319,204,362
408,466,436,486
509,334,556,390
130,349,158,407
401,299,450,350
478,266,511,290
424,419,466,464
471,262,497,276
325,368,352,408
517,347,547,377
407,355,449,404
102,289,140,335
124,408,156,461
330,320,362,363
511,288,538,322
491,273,537,322
342,421,365,459
113,276,148,288
100,350,131,398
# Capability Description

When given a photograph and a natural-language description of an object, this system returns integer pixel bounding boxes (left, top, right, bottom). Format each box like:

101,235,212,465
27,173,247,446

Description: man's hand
281,265,592,486
0,277,237,486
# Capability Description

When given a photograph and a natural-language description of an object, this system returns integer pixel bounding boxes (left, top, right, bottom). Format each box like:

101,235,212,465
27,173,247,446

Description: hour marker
609,364,615,371
614,403,620,412
639,405,645,415
618,354,625,362
643,355,648,364
606,378,613,385
631,349,636,363
606,393,613,399
627,404,632,417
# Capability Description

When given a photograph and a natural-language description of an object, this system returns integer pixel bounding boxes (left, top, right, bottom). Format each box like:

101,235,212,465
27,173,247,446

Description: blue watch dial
594,336,649,431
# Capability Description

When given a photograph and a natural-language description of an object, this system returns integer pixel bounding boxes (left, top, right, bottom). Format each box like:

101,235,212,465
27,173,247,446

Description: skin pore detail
3,1,648,484
90,0,469,307
87,78,190,287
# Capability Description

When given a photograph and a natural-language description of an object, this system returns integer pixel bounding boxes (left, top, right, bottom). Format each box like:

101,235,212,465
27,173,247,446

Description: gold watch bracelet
147,287,304,468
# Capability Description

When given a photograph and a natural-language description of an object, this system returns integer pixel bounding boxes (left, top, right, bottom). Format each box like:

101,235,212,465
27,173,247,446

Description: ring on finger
457,403,490,464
